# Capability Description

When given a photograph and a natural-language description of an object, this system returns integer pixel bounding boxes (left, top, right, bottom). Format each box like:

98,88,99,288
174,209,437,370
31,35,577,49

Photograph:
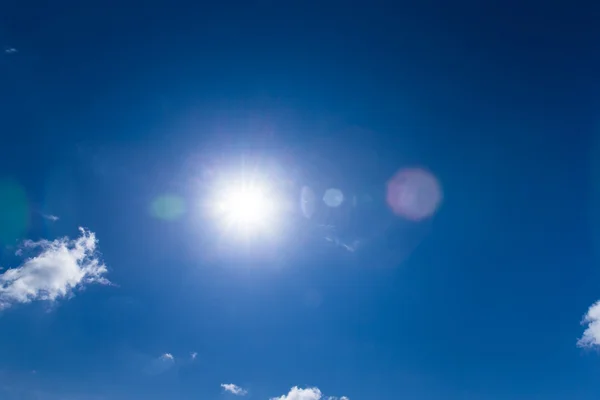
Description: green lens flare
0,179,29,244
150,195,186,221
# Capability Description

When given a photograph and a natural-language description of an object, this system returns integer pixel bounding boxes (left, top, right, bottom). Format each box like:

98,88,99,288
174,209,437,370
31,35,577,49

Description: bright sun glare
212,180,278,234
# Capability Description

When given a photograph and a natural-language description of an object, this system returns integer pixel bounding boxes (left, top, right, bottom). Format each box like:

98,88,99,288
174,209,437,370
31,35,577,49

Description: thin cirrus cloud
578,300,600,348
0,228,109,310
42,213,60,222
270,387,349,400
221,383,248,396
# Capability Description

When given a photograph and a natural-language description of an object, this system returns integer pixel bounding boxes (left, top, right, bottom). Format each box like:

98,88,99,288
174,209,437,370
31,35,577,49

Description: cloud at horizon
270,387,349,400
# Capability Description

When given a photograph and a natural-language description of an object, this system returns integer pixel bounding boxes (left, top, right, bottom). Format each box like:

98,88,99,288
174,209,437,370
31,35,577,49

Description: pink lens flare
386,168,442,221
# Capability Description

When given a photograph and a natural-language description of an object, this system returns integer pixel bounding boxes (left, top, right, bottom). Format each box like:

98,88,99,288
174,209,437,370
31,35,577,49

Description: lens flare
386,168,442,221
150,194,186,221
323,188,344,208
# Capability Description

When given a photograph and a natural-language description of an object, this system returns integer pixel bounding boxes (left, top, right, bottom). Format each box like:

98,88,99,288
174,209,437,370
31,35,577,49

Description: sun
217,185,271,225
211,179,279,235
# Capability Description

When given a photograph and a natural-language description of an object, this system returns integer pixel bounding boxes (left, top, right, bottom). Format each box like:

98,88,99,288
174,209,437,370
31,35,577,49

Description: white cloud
0,228,109,310
270,387,322,400
271,387,349,400
42,214,60,222
221,383,248,396
143,353,175,376
578,300,600,348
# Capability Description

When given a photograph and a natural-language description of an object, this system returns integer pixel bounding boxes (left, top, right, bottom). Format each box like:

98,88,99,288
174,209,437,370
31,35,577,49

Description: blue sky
2,1,600,399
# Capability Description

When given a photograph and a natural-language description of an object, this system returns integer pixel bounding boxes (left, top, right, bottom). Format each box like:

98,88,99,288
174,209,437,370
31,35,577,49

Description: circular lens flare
386,168,442,221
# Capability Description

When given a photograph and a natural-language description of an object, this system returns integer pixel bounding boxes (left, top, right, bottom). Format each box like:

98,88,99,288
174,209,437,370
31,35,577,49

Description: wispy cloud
578,300,600,348
143,353,175,376
270,387,349,400
42,214,60,222
0,228,109,310
221,383,247,396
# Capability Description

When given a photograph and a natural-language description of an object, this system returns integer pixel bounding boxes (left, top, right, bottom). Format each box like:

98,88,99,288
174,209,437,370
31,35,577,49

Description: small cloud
221,383,248,396
190,352,197,360
271,387,322,400
143,353,175,376
0,228,109,310
271,387,349,400
42,214,60,222
578,300,600,348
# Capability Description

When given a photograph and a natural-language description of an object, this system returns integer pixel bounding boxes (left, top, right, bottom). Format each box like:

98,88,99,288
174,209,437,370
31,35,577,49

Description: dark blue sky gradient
2,1,600,399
